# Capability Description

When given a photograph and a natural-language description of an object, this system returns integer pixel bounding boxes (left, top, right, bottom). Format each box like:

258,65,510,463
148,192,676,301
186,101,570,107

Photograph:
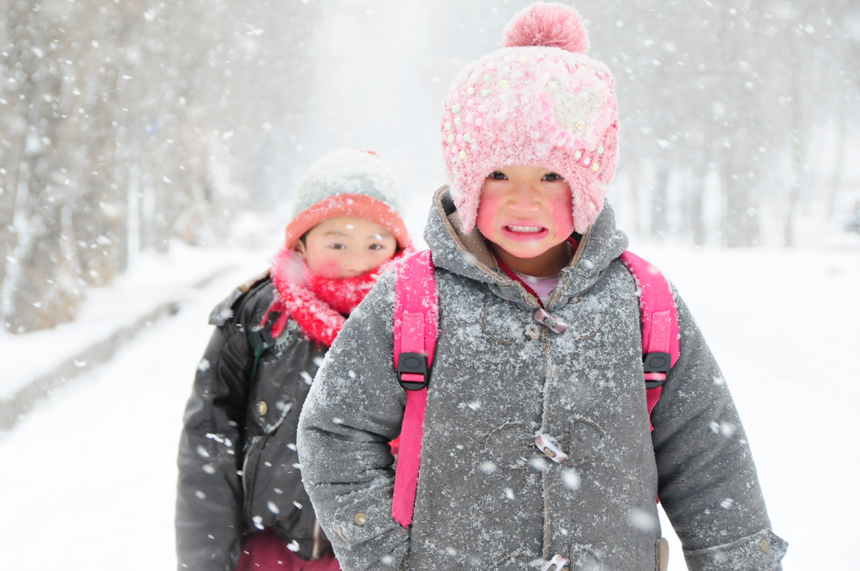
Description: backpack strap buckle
397,352,429,391
643,351,671,373
643,352,671,388
247,311,280,382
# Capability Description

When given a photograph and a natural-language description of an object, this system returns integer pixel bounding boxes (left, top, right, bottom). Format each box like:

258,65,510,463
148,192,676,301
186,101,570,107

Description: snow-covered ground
0,243,263,400
0,250,270,571
0,240,857,570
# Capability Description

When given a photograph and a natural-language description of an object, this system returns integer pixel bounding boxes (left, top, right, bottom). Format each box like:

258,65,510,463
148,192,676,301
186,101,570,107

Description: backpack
391,249,680,528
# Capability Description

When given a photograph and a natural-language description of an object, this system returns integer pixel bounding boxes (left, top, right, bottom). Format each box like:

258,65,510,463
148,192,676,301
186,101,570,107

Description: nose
343,255,375,277
507,183,540,214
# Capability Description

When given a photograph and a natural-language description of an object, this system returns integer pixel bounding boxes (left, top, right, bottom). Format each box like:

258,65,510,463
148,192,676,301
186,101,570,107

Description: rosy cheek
313,256,343,279
549,194,573,236
476,191,503,236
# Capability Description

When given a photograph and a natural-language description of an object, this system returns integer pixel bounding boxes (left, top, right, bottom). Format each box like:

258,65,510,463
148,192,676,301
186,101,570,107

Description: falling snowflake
480,460,497,474
529,456,547,471
562,469,581,491
709,421,736,438
628,509,657,531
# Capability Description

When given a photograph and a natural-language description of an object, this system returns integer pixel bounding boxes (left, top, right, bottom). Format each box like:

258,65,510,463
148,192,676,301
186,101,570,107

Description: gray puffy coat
297,188,787,571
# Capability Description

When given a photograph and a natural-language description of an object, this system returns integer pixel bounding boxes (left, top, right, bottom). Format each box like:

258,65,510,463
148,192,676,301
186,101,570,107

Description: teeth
507,225,542,232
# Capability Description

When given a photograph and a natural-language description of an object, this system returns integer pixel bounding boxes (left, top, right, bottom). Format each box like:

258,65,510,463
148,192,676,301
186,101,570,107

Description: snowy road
1,245,857,570
0,260,265,570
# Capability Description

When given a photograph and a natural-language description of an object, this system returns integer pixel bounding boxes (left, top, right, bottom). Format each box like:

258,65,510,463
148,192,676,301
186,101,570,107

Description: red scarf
265,246,408,347
303,265,377,316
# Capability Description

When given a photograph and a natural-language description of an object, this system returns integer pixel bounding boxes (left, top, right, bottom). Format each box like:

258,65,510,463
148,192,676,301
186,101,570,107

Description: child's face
475,165,575,269
293,216,397,279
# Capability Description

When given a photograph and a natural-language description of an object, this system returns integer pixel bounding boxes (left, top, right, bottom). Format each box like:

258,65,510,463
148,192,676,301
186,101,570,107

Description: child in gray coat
297,4,787,570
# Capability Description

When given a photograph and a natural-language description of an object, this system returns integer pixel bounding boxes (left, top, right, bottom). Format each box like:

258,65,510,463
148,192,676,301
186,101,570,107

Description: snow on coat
297,188,787,571
176,274,331,570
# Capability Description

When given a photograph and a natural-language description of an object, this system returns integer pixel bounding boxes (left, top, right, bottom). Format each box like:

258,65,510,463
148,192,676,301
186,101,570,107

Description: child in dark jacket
176,149,412,571
297,5,787,571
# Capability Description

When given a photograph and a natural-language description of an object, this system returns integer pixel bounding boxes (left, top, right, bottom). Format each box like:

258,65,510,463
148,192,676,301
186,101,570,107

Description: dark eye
368,244,384,251
328,243,347,250
542,172,564,182
488,171,508,180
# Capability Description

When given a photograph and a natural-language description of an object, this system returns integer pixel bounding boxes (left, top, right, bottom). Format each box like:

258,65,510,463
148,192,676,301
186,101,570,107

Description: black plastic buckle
397,352,429,391
643,352,671,374
643,352,671,389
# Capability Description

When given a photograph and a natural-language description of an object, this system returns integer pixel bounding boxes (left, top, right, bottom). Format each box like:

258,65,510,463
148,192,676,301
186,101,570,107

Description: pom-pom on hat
284,149,411,249
441,2,618,234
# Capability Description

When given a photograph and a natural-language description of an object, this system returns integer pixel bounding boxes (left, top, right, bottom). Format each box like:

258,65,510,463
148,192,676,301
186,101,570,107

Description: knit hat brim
284,193,411,250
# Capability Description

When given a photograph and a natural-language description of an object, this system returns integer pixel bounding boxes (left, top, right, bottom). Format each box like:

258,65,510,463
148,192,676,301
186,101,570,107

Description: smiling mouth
505,225,544,233
501,224,549,242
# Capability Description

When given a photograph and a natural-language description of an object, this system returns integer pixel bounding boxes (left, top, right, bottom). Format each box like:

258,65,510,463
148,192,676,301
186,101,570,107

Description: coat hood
423,186,628,306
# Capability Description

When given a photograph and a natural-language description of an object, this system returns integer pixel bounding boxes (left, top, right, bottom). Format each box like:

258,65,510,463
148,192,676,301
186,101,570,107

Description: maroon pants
236,529,341,571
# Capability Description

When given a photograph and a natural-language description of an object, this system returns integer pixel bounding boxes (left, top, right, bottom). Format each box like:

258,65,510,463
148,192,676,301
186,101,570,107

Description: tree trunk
722,153,760,248
651,163,670,240
784,31,805,247
0,1,82,333
687,163,708,247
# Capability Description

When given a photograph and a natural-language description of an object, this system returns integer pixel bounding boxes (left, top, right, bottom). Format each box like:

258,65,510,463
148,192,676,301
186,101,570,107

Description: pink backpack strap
619,251,680,431
392,250,438,527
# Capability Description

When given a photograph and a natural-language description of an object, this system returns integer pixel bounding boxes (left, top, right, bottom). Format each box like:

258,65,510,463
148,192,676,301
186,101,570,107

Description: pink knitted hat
441,2,618,234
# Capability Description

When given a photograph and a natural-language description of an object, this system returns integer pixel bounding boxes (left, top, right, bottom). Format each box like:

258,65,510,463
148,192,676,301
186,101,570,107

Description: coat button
759,539,769,552
256,401,268,416
354,512,367,526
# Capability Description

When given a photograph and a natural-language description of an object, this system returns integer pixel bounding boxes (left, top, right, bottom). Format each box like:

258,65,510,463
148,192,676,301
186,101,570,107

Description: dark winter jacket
296,188,787,571
176,274,330,571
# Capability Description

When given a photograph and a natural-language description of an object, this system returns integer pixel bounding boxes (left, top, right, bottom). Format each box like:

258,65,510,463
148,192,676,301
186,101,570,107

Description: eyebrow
321,230,392,240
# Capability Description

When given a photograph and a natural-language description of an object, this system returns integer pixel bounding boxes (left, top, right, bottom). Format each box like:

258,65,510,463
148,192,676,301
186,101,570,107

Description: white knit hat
284,149,410,249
